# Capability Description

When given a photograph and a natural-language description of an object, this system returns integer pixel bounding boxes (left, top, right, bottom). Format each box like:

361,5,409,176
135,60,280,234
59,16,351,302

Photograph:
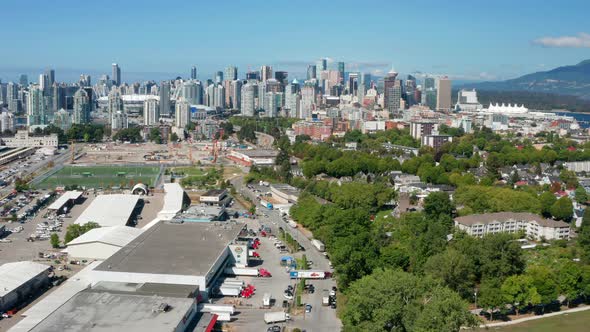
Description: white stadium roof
75,194,140,227
48,191,83,210
0,261,50,297
66,226,143,247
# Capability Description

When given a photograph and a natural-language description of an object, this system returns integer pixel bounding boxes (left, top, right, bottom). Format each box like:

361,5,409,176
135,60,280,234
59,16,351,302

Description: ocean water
555,112,590,128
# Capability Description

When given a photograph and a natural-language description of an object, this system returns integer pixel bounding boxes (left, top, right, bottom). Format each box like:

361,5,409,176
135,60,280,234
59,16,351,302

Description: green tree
575,187,588,204
65,222,100,243
501,275,541,316
423,248,475,298
478,279,505,321
556,260,583,306
539,191,557,218
50,233,60,248
342,269,477,332
423,192,454,219
579,209,590,262
170,132,179,142
526,265,558,313
550,196,574,222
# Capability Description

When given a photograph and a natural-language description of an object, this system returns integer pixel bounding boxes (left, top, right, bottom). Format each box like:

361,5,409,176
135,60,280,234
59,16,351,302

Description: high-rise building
182,81,200,105
348,73,359,96
422,89,437,110
337,62,345,84
27,85,45,126
52,84,66,112
424,76,435,90
225,66,238,81
107,88,123,124
0,112,15,133
214,84,225,109
246,71,260,81
73,88,91,124
175,98,190,128
19,74,28,86
240,82,257,116
111,110,128,130
383,70,402,114
7,82,18,113
215,71,223,84
307,65,317,80
79,74,91,87
436,77,452,112
39,74,50,92
284,80,300,118
159,81,171,116
263,92,283,117
317,58,327,71
191,66,197,80
45,69,55,86
230,80,242,110
112,63,121,86
54,109,71,131
144,97,160,126
274,71,288,85
261,66,273,82
300,83,316,119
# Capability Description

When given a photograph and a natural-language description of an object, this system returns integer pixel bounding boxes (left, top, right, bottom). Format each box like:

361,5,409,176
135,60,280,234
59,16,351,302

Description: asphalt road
230,175,342,331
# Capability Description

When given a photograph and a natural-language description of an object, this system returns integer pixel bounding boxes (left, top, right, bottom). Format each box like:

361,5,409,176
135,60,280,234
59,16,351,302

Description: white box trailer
311,239,325,252
222,280,245,287
199,304,236,315
264,311,290,324
224,267,259,276
219,285,241,296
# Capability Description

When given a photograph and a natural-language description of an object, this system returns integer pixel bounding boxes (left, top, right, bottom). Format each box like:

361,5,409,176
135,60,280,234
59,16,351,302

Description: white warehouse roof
75,195,140,227
67,226,143,247
48,191,83,210
158,183,185,220
0,261,50,297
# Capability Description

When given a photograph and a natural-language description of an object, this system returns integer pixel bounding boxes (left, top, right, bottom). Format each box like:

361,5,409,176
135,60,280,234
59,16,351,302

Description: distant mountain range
460,60,590,100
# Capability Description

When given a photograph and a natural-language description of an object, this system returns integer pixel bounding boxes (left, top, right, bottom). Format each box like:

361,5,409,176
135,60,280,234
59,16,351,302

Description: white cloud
533,32,590,48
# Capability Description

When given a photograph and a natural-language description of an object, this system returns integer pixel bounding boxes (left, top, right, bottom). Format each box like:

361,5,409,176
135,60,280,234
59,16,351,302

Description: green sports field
36,165,161,189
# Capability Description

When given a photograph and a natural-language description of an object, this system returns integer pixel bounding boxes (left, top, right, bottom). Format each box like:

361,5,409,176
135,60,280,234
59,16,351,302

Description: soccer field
36,165,161,189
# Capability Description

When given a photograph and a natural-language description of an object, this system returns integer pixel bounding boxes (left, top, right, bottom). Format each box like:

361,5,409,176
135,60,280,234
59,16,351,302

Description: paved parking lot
221,179,342,332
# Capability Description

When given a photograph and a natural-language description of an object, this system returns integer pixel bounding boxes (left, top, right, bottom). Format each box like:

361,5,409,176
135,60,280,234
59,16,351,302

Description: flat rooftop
95,220,245,276
29,289,194,332
75,194,140,227
48,191,83,210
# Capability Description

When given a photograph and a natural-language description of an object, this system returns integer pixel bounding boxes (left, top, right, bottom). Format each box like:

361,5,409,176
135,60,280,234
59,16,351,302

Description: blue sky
1,0,589,83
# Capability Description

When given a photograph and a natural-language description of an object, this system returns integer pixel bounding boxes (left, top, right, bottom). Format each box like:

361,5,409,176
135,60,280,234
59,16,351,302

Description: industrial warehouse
74,194,142,227
90,220,247,296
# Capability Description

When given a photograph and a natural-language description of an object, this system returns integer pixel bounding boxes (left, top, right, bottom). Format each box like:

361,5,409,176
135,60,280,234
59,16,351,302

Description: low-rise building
270,183,301,204
0,261,51,312
200,189,229,206
1,130,58,148
454,212,570,241
227,149,278,166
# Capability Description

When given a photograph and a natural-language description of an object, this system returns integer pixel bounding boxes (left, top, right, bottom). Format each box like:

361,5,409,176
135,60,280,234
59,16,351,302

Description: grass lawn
37,165,161,189
169,167,207,177
479,310,590,332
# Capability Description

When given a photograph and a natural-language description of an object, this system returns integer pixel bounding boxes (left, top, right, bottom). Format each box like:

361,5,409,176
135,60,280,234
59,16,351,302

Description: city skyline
1,0,589,83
